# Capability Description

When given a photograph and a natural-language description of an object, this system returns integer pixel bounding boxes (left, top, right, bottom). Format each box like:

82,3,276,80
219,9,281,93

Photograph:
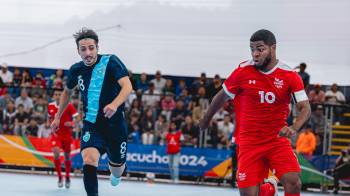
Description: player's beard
83,55,97,66
255,55,271,71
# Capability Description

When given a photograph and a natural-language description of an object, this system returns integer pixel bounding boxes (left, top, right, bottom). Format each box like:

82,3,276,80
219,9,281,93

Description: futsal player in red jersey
200,29,311,196
48,90,79,188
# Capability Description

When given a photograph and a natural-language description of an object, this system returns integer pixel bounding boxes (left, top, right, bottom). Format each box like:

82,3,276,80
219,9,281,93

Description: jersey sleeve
290,72,308,103
66,65,78,90
47,105,55,118
109,55,129,81
222,67,242,99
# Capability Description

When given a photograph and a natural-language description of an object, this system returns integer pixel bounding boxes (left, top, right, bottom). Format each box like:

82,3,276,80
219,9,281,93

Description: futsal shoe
58,178,63,188
65,178,70,189
264,175,279,196
110,174,121,186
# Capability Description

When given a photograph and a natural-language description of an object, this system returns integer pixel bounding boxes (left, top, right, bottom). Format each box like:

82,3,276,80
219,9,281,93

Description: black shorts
80,118,128,164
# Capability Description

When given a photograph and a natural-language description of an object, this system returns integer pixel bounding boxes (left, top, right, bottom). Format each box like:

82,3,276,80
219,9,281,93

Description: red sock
259,183,276,196
64,160,72,179
285,193,300,196
54,159,62,179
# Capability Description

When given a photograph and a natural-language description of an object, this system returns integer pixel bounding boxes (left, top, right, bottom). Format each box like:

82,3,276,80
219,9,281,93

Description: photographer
333,144,350,194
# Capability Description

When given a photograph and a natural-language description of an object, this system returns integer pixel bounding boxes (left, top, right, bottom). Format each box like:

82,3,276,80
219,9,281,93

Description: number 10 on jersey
259,91,276,104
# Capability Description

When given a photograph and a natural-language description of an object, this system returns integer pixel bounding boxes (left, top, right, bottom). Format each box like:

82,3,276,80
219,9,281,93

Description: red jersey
223,60,308,146
48,102,78,139
166,131,183,154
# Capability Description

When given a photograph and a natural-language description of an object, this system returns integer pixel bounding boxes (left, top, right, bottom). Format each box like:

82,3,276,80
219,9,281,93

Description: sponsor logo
238,172,246,181
82,131,90,142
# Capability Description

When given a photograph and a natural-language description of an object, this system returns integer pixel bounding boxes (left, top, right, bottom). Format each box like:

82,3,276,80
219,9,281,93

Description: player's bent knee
283,177,301,193
82,148,100,166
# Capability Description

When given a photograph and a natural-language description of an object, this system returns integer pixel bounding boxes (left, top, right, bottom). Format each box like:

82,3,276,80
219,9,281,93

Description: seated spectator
333,144,350,194
190,72,209,95
208,120,219,148
0,90,14,109
206,74,222,102
141,109,155,145
154,114,168,145
11,68,22,97
21,69,32,88
125,90,137,110
50,69,65,90
325,83,346,124
192,98,203,125
142,83,161,108
308,84,325,105
150,70,166,92
15,89,33,114
14,104,29,135
31,72,47,95
37,120,51,138
163,79,175,95
171,100,188,128
177,88,192,109
180,115,199,147
3,100,17,134
217,114,234,149
26,118,39,137
161,92,176,121
32,95,47,123
308,104,325,136
196,86,209,112
0,63,13,85
175,79,187,97
213,107,229,122
136,72,149,93
128,99,143,119
128,124,141,144
296,128,316,160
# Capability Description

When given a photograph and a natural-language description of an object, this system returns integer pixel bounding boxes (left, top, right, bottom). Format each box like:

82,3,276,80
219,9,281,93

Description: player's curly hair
250,29,276,46
73,27,99,48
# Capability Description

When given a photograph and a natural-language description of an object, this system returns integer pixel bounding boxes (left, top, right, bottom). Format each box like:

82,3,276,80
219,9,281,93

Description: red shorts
50,134,72,153
236,137,300,188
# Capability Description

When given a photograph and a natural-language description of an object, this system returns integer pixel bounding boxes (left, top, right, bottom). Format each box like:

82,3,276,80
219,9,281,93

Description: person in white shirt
150,70,166,92
15,89,33,113
37,121,51,138
217,114,234,149
0,63,13,85
325,83,346,124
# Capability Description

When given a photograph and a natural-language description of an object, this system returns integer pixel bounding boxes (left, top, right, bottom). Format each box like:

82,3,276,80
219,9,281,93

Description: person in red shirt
166,121,184,183
199,29,311,196
48,90,79,189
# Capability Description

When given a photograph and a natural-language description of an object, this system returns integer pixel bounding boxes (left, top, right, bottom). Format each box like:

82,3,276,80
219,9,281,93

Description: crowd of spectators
0,62,348,152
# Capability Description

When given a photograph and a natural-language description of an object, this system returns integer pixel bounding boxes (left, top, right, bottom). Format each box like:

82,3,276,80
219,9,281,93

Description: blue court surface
0,172,339,196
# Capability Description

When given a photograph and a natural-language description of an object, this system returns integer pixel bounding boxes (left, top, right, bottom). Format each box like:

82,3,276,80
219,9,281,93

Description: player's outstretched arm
199,89,231,130
103,76,132,118
50,87,74,131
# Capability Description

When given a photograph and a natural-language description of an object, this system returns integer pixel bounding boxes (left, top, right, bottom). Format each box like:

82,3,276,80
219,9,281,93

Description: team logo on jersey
274,78,284,89
83,131,91,142
238,172,246,181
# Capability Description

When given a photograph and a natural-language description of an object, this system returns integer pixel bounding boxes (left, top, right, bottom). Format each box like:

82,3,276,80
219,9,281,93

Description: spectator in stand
177,88,192,109
163,79,175,95
166,121,184,183
161,92,176,121
21,69,32,88
191,72,209,95
128,114,141,144
31,72,47,95
142,83,161,108
15,89,33,114
171,100,188,128
0,89,14,109
32,95,47,123
212,107,229,122
206,74,222,103
37,120,51,138
208,120,219,148
50,69,65,90
128,99,143,119
0,63,13,85
192,98,203,124
325,83,346,124
136,72,149,93
296,128,316,160
333,144,350,194
3,100,17,134
196,86,209,112
309,105,325,136
141,109,155,145
11,68,22,97
217,114,234,149
26,118,39,137
150,70,166,92
180,115,199,147
296,62,310,90
308,84,325,105
14,104,29,135
175,79,187,97
154,114,168,145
